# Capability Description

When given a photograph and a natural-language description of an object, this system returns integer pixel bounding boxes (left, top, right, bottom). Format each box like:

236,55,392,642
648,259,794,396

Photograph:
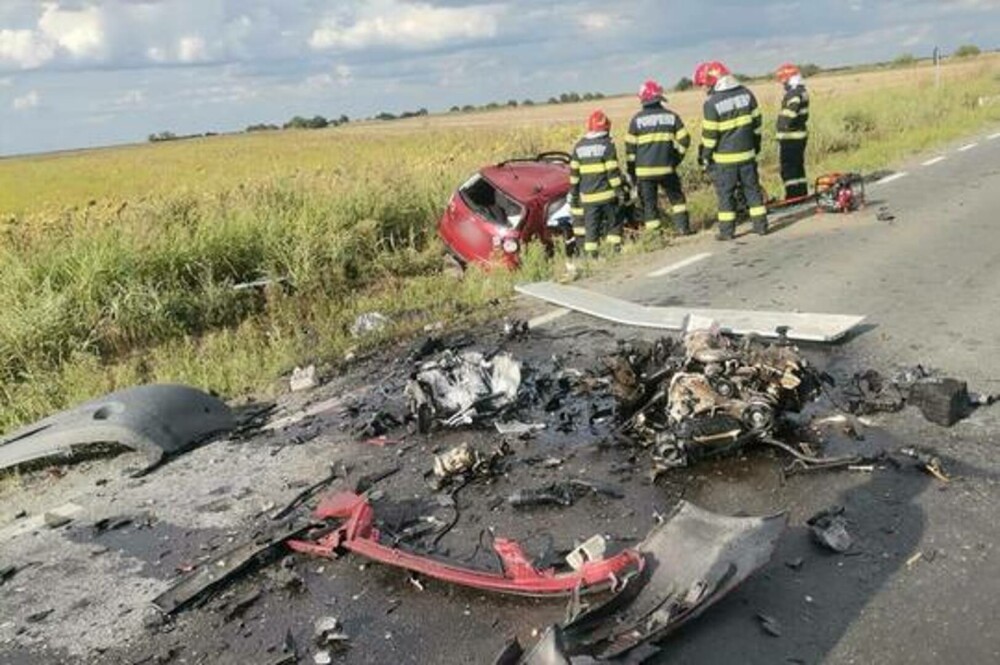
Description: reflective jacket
625,103,691,180
569,132,623,209
700,77,762,166
777,84,809,141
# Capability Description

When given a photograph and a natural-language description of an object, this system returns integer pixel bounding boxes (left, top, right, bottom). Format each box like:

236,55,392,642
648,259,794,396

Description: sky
0,0,998,155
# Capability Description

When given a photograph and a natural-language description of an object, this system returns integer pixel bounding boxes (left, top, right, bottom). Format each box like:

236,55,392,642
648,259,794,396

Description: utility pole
933,46,941,89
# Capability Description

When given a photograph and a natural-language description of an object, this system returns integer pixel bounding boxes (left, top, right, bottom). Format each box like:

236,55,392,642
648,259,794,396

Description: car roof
480,161,569,204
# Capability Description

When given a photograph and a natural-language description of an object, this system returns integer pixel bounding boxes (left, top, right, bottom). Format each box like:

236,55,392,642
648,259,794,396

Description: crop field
1,56,998,433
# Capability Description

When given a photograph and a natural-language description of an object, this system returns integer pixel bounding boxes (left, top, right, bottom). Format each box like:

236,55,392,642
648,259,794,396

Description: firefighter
625,79,692,236
775,63,810,199
694,61,769,240
569,110,625,258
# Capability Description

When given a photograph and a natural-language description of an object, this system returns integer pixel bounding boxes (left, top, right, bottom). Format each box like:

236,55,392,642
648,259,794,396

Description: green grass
0,65,998,433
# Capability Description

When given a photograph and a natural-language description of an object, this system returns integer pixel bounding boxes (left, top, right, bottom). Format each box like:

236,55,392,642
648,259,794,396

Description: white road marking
875,172,909,186
528,307,570,329
647,252,713,278
958,143,978,152
921,156,946,166
988,132,1000,141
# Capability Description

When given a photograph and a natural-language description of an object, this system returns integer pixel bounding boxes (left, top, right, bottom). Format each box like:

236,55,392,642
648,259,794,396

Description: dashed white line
875,172,909,186
528,307,570,329
647,252,713,278
921,156,946,167
958,143,978,152
988,132,1000,141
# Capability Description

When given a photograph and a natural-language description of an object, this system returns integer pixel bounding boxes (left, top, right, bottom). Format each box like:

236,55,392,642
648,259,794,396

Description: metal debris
350,312,391,337
405,350,523,432
612,329,824,469
807,506,852,553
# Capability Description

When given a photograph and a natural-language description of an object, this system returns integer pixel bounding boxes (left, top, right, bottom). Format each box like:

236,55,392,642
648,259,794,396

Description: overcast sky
0,0,997,155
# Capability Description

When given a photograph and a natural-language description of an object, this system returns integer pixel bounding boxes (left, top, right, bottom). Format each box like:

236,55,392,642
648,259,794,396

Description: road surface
2,130,999,665
523,129,1000,664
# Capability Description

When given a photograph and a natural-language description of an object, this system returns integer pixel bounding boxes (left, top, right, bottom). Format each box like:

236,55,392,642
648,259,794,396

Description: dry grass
0,55,997,433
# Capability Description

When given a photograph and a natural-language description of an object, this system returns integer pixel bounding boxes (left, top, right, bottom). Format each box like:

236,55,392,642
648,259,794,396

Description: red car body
438,153,572,268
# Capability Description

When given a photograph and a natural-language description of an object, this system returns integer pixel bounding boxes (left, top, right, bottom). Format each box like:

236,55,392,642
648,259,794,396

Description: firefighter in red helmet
569,110,626,258
775,63,810,199
694,61,769,240
625,79,692,236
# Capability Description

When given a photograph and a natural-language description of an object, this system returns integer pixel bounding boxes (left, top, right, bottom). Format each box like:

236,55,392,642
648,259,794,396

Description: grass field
1,56,998,433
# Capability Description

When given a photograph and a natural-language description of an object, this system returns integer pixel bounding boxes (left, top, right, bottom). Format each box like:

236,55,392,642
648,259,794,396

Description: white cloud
177,36,208,63
37,2,106,60
310,2,502,51
0,77,12,87
114,89,146,107
578,12,614,32
12,89,40,111
0,28,56,69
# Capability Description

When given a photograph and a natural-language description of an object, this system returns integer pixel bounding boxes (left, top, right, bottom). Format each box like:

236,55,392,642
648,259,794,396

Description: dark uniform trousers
779,139,808,198
638,175,690,235
582,202,622,255
713,161,768,239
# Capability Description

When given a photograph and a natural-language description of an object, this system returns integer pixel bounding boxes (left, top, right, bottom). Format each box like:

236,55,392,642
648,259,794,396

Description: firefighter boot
717,220,735,241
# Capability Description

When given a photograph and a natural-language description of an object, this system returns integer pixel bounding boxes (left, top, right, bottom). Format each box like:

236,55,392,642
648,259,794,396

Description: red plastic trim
287,492,644,597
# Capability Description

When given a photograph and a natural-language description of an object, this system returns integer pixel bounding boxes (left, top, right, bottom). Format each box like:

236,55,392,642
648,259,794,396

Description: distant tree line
446,91,607,114
148,130,218,143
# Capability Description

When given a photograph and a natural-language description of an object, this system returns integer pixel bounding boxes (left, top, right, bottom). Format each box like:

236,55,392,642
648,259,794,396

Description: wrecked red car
438,152,574,268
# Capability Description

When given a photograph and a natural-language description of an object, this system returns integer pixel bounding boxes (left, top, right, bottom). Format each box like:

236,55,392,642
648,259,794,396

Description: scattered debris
516,281,866,342
807,506,852,553
290,366,319,392
757,612,783,637
908,378,971,427
565,535,608,572
900,448,950,482
612,329,825,470
906,551,924,568
350,312,391,337
494,421,546,435
0,384,235,474
25,609,54,623
153,520,311,615
287,492,643,596
876,206,896,222
44,512,74,529
313,616,349,649
554,502,786,660
431,442,511,489
224,589,263,622
508,479,623,509
271,464,346,521
405,350,523,432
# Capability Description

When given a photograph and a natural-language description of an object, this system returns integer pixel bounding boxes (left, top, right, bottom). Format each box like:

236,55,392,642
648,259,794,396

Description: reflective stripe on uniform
777,131,808,140
580,189,617,204
609,177,622,188
605,234,623,245
702,137,718,148
713,149,756,164
635,165,674,178
749,206,767,218
570,207,584,217
634,132,675,145
718,211,737,221
783,178,808,187
780,108,798,118
704,116,756,131
570,160,580,169
625,133,637,144
579,163,609,174
569,175,581,184
584,241,599,252
573,225,587,236
645,220,662,231
672,204,688,214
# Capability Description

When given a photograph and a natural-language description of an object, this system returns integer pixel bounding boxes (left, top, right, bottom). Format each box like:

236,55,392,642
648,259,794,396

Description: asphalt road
2,130,999,665
522,129,1000,664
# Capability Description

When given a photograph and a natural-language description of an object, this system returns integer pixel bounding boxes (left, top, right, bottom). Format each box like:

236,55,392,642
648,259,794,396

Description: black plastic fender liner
0,384,235,474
